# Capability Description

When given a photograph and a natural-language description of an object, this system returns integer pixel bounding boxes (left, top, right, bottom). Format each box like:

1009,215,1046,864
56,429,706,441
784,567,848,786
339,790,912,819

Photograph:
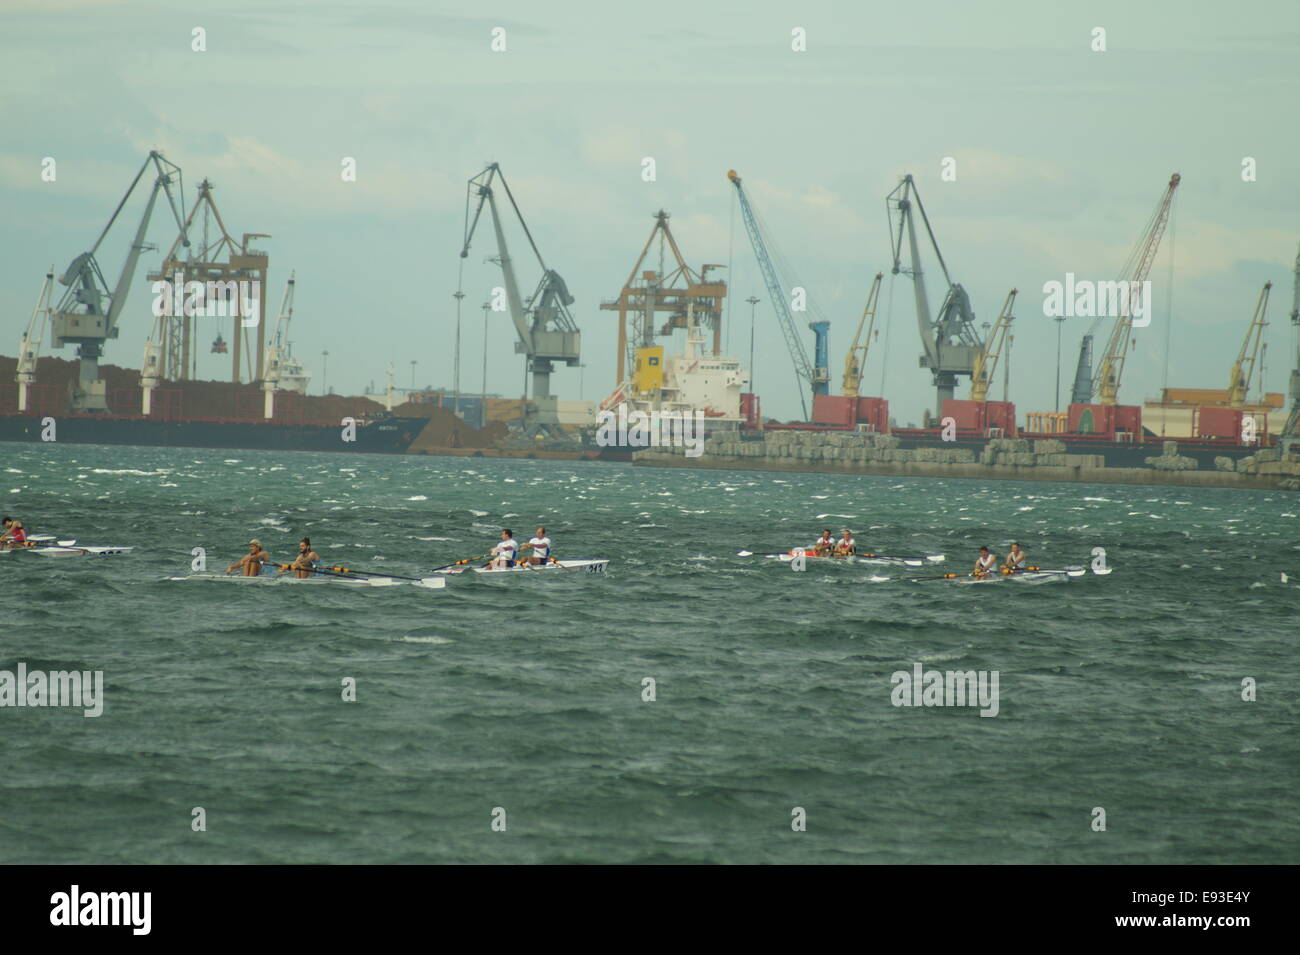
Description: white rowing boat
167,573,446,589
28,545,134,557
439,559,610,575
956,568,1087,584
760,551,945,567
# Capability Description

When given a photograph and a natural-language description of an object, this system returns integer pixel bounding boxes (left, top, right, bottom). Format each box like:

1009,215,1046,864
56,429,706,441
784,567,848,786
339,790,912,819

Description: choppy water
2,442,1297,863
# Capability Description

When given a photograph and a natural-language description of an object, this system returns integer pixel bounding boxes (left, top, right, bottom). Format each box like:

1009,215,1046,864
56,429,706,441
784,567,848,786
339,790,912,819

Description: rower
809,528,834,557
279,537,321,579
973,546,998,578
519,526,555,566
488,529,518,569
0,516,26,550
834,529,856,557
226,539,271,577
1003,542,1027,574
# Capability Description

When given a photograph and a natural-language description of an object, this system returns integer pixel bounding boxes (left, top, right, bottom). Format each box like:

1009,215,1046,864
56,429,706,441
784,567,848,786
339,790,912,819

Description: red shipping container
1112,404,1142,435
1197,406,1242,439
1068,403,1114,435
940,399,984,431
855,397,890,432
983,401,1017,435
811,394,855,427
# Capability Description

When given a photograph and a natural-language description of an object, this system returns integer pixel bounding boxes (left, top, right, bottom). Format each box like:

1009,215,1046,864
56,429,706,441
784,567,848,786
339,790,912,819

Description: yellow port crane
1092,172,1181,406
1227,281,1271,409
970,289,1017,403
841,272,883,397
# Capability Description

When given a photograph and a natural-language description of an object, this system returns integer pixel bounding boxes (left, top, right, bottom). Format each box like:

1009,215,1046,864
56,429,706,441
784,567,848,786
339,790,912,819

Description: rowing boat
955,568,1086,584
28,545,134,557
439,559,610,575
166,573,446,589
761,551,945,566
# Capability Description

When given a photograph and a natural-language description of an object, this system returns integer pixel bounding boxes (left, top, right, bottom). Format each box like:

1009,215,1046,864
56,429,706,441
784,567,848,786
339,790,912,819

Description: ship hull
0,413,427,454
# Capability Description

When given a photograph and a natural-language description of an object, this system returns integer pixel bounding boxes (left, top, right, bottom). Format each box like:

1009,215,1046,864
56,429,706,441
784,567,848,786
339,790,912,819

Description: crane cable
879,271,897,400
1159,201,1177,436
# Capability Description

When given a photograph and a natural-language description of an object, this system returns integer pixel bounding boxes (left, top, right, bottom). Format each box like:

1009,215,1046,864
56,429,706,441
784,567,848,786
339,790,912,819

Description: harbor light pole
746,295,759,392
322,349,329,395
481,300,491,429
1054,316,1065,411
410,360,417,391
452,290,465,415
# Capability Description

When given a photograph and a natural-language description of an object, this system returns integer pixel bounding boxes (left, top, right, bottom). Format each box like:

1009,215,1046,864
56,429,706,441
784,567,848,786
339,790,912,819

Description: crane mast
1083,172,1180,406
15,268,56,412
50,151,189,412
971,289,1018,403
1282,243,1300,450
1227,281,1271,409
842,273,883,398
886,174,982,416
460,163,580,418
727,169,829,420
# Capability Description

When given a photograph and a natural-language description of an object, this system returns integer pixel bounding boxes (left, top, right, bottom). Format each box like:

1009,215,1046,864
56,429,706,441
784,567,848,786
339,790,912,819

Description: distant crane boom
971,289,1018,403
727,169,827,419
886,174,982,415
49,151,189,412
842,273,883,398
1283,243,1300,449
1089,172,1180,406
460,163,580,410
1227,281,1271,409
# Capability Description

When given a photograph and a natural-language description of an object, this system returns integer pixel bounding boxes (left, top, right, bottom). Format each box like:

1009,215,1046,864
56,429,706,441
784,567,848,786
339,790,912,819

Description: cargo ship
0,355,436,453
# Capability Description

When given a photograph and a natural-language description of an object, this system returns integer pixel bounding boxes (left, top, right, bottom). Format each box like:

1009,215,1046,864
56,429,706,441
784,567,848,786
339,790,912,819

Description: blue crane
728,169,829,420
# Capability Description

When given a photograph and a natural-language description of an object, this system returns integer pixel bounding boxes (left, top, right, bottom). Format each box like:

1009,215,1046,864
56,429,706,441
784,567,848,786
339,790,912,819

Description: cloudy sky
2,0,1298,423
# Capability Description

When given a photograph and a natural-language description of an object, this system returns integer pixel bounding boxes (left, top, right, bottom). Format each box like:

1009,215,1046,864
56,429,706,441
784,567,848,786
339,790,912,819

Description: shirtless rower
1003,542,1027,574
278,537,321,579
488,529,518,569
972,546,998,579
834,529,856,557
519,526,556,566
0,516,26,550
226,539,271,576
809,529,834,557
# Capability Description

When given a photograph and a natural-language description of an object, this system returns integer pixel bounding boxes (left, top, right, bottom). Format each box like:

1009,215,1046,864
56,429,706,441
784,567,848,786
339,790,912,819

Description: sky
2,0,1298,424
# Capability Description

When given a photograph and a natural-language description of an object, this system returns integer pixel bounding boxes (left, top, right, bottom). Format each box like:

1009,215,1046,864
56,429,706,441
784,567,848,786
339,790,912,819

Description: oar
266,561,370,581
314,564,429,582
431,553,488,573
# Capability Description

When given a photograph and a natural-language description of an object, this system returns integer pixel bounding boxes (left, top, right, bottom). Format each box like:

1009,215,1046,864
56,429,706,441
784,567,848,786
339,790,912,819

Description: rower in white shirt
834,529,856,557
489,529,519,569
519,526,556,566
809,529,834,557
1003,542,1027,573
972,546,998,578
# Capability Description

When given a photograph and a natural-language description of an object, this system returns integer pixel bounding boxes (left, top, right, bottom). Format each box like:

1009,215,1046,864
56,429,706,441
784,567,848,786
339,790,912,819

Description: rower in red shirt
1,516,26,549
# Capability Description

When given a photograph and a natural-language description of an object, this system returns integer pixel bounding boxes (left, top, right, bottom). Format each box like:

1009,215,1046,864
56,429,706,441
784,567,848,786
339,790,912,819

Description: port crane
15,268,56,412
50,151,189,412
970,289,1018,403
459,163,580,422
886,174,983,416
1071,172,1180,406
1283,244,1300,452
1227,281,1271,409
842,273,883,398
728,169,830,420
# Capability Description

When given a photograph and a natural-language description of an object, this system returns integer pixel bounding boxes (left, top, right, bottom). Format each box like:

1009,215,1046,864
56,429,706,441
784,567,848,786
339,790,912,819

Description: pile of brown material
396,401,508,451
0,355,386,425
